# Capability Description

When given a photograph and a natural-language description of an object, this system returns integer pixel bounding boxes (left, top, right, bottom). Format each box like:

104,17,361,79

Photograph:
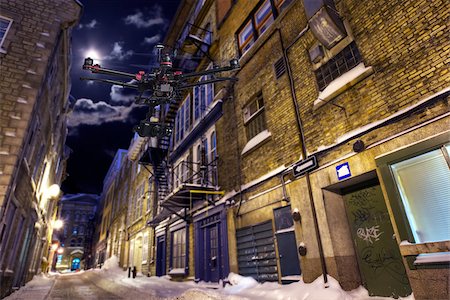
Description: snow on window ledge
0,48,6,54
414,252,450,265
241,130,272,155
168,268,186,275
313,63,374,110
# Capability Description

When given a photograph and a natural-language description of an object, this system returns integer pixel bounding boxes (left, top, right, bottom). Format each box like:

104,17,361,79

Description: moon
85,48,101,60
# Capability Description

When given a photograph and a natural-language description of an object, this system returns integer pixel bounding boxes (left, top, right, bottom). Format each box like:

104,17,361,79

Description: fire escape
140,17,225,226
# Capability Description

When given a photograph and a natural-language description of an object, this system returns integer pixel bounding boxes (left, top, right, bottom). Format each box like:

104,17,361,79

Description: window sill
414,252,450,265
241,130,271,156
399,240,450,256
313,63,374,110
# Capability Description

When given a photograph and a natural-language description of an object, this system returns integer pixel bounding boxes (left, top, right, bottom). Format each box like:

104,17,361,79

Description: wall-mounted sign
292,156,318,177
336,162,351,180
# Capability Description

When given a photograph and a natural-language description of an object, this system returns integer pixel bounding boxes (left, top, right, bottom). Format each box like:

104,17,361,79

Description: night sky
62,0,181,195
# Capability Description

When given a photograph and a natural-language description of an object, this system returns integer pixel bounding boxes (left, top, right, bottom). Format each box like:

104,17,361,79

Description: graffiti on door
357,225,384,244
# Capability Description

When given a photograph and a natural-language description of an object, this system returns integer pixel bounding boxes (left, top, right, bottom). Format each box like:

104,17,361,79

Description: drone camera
134,121,172,138
83,57,94,69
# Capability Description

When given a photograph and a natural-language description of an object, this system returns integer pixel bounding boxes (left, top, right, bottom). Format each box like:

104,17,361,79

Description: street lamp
53,219,64,230
57,247,64,254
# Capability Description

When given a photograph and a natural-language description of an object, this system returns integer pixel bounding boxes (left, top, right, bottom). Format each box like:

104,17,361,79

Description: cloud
124,6,166,28
110,83,139,105
67,98,135,127
142,34,161,45
78,19,98,29
104,42,134,61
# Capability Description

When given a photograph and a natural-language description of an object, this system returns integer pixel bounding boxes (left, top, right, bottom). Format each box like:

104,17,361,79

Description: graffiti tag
357,225,384,244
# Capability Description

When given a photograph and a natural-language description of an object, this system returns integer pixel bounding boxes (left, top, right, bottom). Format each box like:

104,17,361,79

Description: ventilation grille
274,58,286,79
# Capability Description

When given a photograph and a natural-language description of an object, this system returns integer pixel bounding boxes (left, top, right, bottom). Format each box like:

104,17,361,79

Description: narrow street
48,274,122,300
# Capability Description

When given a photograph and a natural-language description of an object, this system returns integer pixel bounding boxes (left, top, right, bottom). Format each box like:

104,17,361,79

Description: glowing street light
53,219,63,230
51,243,59,251
46,184,61,199
57,247,64,254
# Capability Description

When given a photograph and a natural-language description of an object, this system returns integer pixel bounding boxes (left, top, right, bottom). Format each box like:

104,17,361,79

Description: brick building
0,0,81,297
95,0,448,298
141,0,449,299
55,194,98,271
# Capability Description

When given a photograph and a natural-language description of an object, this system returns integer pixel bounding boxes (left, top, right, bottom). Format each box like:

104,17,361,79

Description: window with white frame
171,227,186,269
237,0,293,55
243,93,267,140
390,144,450,244
0,16,13,51
134,183,144,220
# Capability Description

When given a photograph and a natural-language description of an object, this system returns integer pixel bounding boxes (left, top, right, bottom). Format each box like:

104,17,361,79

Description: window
142,232,148,263
210,131,217,186
171,227,186,269
314,41,362,91
0,16,12,51
193,69,214,122
255,0,274,35
237,0,293,55
73,226,78,235
390,145,450,243
238,20,255,55
175,97,191,144
244,93,267,140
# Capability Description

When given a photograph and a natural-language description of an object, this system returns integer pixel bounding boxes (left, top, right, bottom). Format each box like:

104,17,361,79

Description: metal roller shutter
236,220,278,282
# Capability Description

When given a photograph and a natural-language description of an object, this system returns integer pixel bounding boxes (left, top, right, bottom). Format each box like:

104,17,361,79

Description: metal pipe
278,27,329,284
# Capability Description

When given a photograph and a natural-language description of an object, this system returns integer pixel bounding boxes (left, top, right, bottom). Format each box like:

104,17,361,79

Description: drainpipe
278,27,329,285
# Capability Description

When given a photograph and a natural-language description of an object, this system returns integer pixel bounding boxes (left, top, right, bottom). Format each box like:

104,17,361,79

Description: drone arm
179,60,240,79
80,77,139,89
83,65,137,79
178,77,238,90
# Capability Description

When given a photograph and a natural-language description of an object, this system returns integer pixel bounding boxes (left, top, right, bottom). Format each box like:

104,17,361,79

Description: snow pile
223,274,350,300
101,255,122,274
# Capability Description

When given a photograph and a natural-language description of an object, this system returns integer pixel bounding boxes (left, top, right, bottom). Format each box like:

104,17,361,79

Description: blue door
71,258,80,270
205,223,220,282
156,235,166,276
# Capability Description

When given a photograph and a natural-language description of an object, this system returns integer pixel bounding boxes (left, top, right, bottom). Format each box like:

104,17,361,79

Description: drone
81,45,240,138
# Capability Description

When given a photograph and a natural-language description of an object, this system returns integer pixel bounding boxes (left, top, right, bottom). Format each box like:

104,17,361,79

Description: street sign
292,156,318,177
336,162,351,180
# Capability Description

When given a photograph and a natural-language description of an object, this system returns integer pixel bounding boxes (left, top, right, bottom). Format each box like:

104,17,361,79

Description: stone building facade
0,0,81,297
55,194,98,271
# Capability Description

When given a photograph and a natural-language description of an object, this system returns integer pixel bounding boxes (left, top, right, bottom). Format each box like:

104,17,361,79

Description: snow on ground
3,273,55,300
3,256,416,300
92,256,415,300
